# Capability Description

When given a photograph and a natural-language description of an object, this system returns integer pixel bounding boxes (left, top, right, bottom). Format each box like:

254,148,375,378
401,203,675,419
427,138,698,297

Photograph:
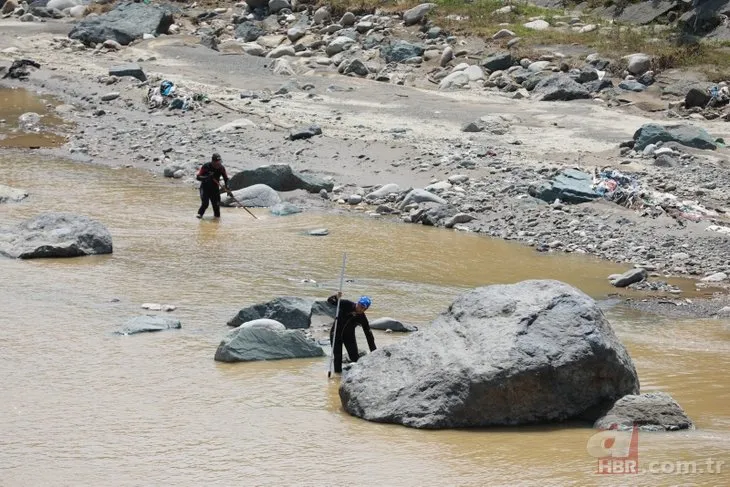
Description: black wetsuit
328,294,376,373
196,162,229,218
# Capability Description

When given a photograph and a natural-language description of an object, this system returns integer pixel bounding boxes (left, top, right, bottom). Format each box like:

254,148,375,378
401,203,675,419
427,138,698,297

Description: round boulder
214,325,324,362
339,280,639,428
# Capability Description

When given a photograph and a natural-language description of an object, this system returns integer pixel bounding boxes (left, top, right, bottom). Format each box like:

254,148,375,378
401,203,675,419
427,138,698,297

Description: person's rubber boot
196,214,202,219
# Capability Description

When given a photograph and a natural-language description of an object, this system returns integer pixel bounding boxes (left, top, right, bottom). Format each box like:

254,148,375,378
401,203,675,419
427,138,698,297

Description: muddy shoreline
1,16,729,316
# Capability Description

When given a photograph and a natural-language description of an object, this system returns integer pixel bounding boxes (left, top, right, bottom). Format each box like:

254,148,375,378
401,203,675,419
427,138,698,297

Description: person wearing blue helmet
327,292,377,374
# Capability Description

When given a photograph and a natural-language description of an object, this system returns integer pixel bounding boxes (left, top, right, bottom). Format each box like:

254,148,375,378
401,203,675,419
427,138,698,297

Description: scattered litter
146,80,208,111
592,169,643,209
708,85,730,108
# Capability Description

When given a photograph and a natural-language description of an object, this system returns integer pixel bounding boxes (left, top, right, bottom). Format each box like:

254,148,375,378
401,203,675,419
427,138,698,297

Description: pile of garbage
145,80,207,111
589,168,724,224
592,169,644,209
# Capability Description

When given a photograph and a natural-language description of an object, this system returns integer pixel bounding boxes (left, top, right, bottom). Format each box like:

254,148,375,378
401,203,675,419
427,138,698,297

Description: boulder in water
214,323,324,362
0,213,113,259
339,280,639,429
594,392,694,431
270,202,302,216
227,296,314,329
220,184,281,208
116,315,181,335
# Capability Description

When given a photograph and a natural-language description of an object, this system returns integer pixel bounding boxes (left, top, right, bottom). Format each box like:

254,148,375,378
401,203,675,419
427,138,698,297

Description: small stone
101,92,120,101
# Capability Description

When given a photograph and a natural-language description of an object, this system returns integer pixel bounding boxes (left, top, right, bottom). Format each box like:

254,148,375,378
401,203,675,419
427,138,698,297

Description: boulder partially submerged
0,213,113,259
215,319,324,362
594,392,694,431
116,315,181,335
227,296,314,329
339,280,639,429
220,184,281,207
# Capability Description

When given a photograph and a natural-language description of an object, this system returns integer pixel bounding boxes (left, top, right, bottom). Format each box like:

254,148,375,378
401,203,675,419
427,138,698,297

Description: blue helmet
357,296,372,309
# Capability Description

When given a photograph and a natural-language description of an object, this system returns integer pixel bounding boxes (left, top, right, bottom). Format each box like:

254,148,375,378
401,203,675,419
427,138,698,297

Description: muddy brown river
1,92,728,486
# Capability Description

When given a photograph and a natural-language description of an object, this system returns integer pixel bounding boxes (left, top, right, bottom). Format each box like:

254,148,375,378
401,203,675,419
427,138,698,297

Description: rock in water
339,280,639,429
214,325,324,362
68,3,174,46
0,213,113,259
220,184,281,207
594,392,693,431
227,296,314,329
270,202,302,216
116,316,181,335
611,268,647,288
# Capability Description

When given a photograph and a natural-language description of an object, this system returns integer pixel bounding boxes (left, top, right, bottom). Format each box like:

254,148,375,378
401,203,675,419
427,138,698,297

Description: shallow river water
0,95,728,487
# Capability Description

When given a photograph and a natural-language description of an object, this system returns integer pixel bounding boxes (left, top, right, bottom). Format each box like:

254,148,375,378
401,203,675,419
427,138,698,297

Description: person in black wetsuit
196,153,233,219
328,292,376,374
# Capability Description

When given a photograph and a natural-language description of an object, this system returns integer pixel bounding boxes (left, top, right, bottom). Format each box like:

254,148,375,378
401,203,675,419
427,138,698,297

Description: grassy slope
325,0,730,81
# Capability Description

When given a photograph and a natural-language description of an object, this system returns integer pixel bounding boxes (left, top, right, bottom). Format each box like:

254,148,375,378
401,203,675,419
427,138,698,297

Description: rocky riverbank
1,2,729,304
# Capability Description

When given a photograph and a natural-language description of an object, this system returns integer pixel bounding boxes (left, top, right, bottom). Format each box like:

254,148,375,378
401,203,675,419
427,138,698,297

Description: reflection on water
0,156,728,487
0,86,68,148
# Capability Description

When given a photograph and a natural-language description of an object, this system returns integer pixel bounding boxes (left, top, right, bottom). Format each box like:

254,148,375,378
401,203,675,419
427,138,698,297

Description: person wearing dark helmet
196,153,233,219
327,292,376,374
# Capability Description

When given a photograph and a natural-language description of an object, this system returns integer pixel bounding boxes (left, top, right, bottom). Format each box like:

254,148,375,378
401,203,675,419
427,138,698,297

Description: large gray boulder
532,74,591,101
68,2,174,46
311,299,336,318
615,1,681,25
633,123,718,151
116,315,181,335
528,169,600,204
380,41,425,63
0,184,28,203
220,184,281,207
227,296,314,329
594,392,694,431
228,164,333,193
270,202,302,216
339,280,639,429
0,213,113,259
397,188,447,210
214,323,324,362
